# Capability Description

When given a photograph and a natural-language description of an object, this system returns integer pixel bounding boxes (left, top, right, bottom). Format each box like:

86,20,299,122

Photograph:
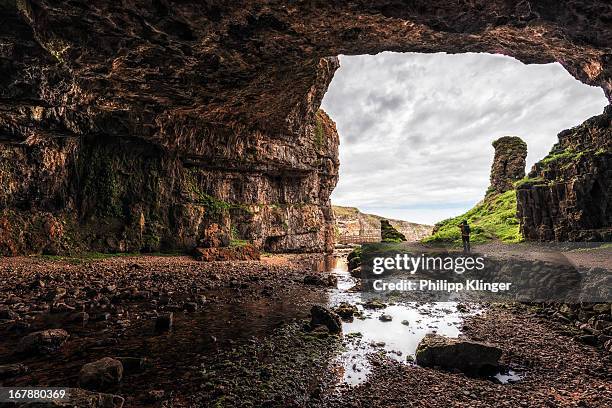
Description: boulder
416,334,502,373
17,329,69,354
310,305,342,334
155,313,173,332
78,358,124,391
333,302,358,320
303,274,337,287
193,244,260,262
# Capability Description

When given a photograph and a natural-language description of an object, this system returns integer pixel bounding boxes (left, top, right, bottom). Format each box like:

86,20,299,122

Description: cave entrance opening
321,52,608,242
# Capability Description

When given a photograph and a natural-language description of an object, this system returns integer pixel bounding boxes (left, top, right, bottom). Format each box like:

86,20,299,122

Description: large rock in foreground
78,358,124,391
416,334,502,373
310,305,342,334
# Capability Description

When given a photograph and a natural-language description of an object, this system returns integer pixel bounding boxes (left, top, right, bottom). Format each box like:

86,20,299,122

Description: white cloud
322,52,608,225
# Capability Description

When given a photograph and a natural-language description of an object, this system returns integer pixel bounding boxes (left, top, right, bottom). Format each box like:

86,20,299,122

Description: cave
1,1,611,255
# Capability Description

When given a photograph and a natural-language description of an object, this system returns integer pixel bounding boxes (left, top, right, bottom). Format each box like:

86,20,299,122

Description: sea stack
489,136,527,194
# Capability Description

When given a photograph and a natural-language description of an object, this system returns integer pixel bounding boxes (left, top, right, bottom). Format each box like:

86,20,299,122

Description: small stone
67,312,90,324
17,329,69,354
401,320,410,326
55,287,67,299
155,312,174,332
51,302,76,313
363,299,386,309
379,314,392,322
115,357,147,373
0,307,18,320
90,312,111,322
183,302,198,312
333,302,358,320
578,334,598,346
79,357,123,391
146,389,165,402
592,304,611,314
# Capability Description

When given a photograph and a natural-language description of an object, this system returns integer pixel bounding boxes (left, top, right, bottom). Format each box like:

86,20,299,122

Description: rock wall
333,206,432,242
517,107,611,241
489,136,527,194
1,1,611,254
0,108,339,255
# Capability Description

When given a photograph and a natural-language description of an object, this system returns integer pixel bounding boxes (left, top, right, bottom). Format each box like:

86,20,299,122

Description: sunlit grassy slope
422,190,522,245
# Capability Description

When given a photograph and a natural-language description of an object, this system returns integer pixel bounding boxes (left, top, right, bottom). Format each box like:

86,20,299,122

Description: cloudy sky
321,52,608,225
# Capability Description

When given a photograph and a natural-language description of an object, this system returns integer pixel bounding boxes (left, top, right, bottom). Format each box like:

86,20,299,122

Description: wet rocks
155,312,174,332
78,358,124,391
17,329,69,354
310,305,342,334
379,314,393,322
333,302,358,320
415,334,502,373
303,274,337,287
363,299,387,309
183,302,198,312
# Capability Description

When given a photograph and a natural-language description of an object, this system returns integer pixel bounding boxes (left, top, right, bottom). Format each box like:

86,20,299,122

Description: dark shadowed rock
78,358,124,391
310,305,342,334
304,274,337,287
381,220,407,243
416,334,502,373
155,313,174,332
517,107,611,242
114,357,148,374
17,329,69,354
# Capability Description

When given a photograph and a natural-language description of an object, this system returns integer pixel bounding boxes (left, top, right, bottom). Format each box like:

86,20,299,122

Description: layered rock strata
489,136,527,194
1,1,610,253
517,107,611,241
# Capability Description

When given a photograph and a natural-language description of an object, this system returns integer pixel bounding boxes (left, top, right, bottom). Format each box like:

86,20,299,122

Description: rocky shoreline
0,253,610,407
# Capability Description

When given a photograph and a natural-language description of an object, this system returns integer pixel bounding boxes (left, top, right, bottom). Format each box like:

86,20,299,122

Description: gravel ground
0,251,610,407
321,304,612,407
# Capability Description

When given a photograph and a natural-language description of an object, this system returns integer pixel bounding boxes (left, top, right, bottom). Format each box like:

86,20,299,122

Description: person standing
458,220,471,253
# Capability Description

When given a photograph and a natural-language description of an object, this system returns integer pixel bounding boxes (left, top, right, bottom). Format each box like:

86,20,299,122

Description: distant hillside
332,205,433,242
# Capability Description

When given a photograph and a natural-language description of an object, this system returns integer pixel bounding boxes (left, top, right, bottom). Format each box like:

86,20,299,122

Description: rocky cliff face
517,107,611,241
333,206,432,242
489,136,527,194
1,1,610,254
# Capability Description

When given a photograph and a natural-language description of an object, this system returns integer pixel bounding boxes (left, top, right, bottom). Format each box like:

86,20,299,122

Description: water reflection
318,254,527,386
